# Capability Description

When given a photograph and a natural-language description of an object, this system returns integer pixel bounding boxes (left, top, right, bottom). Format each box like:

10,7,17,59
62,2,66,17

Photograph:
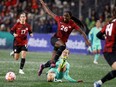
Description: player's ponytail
71,16,85,29
65,11,85,29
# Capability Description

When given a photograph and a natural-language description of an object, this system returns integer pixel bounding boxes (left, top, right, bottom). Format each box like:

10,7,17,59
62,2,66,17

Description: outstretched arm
64,70,77,82
97,31,105,40
40,0,56,18
78,29,91,46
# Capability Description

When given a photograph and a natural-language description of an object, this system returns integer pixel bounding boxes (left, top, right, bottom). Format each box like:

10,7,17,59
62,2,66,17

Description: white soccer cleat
54,79,62,82
10,51,14,56
93,61,98,64
94,82,101,87
19,69,25,74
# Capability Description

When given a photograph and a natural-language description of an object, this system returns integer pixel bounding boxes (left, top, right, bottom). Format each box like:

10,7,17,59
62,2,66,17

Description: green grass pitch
0,49,116,87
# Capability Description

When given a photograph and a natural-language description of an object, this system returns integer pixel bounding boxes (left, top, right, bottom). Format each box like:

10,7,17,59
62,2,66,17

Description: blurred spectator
0,24,6,31
0,0,114,34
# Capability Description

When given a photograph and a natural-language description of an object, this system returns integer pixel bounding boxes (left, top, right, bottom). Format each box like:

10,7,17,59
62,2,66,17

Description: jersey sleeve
54,16,61,22
27,24,33,34
10,23,17,35
73,22,80,31
63,63,77,82
101,24,107,34
88,28,93,41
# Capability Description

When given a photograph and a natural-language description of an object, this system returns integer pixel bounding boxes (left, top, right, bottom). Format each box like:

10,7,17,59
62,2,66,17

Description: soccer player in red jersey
38,0,91,76
10,12,33,74
94,7,116,87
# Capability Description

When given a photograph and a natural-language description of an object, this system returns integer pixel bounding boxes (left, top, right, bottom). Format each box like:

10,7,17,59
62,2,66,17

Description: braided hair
65,11,85,29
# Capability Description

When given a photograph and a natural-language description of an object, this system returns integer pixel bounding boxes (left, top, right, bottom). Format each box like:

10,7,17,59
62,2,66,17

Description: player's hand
13,33,18,37
40,0,44,4
40,0,47,5
85,40,91,46
30,33,33,37
77,80,83,83
87,46,92,52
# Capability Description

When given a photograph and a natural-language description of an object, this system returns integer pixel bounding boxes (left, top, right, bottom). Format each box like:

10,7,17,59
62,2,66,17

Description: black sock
101,70,116,83
43,60,51,68
54,46,66,63
20,58,25,69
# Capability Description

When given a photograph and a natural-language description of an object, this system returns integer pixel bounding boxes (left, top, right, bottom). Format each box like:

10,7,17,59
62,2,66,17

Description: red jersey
101,19,116,52
54,16,80,43
11,22,32,46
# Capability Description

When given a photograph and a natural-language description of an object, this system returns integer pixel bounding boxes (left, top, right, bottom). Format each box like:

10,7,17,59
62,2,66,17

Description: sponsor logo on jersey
26,28,28,30
69,26,71,28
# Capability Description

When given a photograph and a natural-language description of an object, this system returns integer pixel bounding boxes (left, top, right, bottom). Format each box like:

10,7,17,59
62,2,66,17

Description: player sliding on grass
10,12,33,74
38,0,91,76
94,7,116,87
46,49,83,83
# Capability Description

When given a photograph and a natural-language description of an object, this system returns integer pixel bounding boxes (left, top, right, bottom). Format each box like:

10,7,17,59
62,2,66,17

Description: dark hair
65,11,85,29
112,7,116,19
109,7,116,23
71,16,85,29
65,11,72,17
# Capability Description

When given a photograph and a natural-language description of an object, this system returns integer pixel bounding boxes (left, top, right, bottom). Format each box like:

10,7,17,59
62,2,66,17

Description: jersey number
60,25,68,32
106,23,113,36
21,30,26,34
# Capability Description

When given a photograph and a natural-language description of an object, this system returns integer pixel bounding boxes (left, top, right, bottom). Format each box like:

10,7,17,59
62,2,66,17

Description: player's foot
19,69,25,74
77,80,83,83
10,51,14,56
38,64,44,76
94,82,101,87
54,79,62,82
93,61,98,64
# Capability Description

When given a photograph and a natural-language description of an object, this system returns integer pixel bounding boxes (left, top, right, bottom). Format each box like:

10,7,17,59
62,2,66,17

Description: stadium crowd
0,0,115,34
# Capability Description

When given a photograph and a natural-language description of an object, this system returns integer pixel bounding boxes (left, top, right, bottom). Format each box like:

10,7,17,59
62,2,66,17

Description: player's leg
10,40,15,56
50,36,65,63
10,51,14,56
43,49,57,68
93,45,100,64
94,45,101,64
38,37,65,76
38,48,57,76
13,46,20,60
53,41,66,63
92,46,98,64
19,46,27,74
94,52,116,87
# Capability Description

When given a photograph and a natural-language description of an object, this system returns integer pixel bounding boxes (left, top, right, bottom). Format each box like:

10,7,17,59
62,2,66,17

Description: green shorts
92,44,101,51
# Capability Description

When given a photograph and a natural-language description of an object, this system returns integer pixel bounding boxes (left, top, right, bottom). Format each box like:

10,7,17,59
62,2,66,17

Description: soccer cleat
38,64,44,76
94,82,101,87
93,61,98,64
10,51,14,56
19,69,25,74
54,79,62,82
77,80,83,83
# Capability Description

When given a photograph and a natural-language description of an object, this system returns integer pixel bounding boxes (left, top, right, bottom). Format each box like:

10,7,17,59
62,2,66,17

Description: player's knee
54,47,59,51
112,62,116,70
59,45,66,51
15,57,19,60
14,54,19,60
56,45,66,56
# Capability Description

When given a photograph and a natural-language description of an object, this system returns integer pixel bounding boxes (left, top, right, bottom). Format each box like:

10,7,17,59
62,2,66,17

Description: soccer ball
5,71,16,82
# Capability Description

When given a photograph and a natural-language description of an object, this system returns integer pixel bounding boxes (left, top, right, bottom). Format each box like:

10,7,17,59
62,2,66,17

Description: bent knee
112,62,116,70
